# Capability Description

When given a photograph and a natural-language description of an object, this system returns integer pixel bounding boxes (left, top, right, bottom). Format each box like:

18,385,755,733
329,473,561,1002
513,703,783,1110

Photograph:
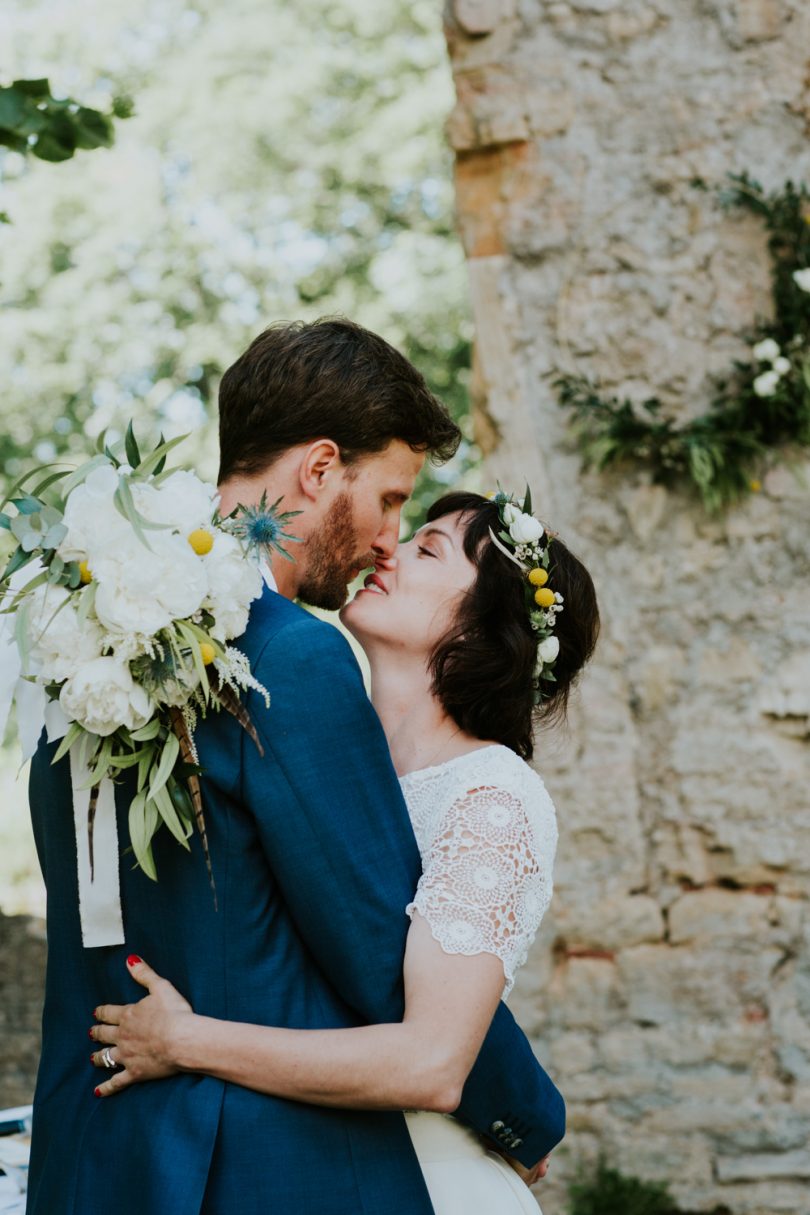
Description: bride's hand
89,955,194,1097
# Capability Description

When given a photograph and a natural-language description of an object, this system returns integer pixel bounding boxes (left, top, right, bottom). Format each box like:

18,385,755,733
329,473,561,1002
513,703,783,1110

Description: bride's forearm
173,1013,463,1112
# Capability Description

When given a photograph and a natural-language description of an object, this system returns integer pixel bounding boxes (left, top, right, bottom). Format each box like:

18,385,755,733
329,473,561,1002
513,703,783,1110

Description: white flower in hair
502,502,521,527
792,268,810,293
537,635,560,663
509,512,544,544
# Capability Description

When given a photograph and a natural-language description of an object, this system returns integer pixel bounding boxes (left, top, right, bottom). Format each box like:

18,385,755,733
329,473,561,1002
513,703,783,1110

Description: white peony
792,268,810,293
93,532,209,636
773,356,792,377
537,635,560,664
58,464,129,563
27,584,105,684
752,338,780,363
753,369,780,398
203,531,263,641
134,470,219,536
60,657,152,736
509,512,545,545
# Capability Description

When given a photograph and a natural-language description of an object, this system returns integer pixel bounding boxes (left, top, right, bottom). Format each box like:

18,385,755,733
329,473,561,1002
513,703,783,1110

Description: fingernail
94,1087,101,1098
90,1053,95,1063
88,1029,94,1039
127,954,142,967
92,1008,98,1019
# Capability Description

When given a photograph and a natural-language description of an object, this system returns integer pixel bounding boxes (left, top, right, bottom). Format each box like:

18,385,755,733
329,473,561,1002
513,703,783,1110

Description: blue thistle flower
227,492,302,563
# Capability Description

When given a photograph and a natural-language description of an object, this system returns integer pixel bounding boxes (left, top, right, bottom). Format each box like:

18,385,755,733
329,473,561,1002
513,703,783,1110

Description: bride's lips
359,572,389,596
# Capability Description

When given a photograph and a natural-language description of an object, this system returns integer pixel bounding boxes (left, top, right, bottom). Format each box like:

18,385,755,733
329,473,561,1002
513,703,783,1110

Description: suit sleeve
244,614,565,1164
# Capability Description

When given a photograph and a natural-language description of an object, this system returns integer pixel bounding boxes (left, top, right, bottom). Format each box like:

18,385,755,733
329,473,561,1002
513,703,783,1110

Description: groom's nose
371,512,401,561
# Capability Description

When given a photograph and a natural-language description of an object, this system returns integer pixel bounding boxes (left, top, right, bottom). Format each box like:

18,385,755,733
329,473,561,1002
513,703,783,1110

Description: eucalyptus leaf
152,782,191,848
148,729,180,799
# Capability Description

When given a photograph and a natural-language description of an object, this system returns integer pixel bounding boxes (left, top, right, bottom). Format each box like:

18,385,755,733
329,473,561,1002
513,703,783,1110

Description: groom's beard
298,490,375,611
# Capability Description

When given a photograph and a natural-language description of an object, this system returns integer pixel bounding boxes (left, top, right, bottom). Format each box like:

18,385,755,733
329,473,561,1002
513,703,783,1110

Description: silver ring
101,1047,116,1070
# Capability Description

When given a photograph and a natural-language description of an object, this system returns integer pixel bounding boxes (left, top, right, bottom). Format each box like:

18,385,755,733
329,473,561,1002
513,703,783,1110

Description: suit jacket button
512,1137,523,1148
502,1126,513,1138
490,1121,505,1134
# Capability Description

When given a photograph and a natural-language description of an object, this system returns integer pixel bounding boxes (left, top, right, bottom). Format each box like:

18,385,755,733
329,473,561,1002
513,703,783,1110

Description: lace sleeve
405,783,555,997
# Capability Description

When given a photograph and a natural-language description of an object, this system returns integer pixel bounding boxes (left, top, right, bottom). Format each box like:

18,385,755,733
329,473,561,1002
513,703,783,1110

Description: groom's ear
298,439,344,501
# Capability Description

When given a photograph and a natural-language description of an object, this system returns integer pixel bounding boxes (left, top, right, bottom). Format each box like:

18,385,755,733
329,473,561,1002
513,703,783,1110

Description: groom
27,319,564,1215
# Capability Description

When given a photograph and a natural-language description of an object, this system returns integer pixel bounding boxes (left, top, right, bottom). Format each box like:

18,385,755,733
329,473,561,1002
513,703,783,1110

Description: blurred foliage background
0,0,474,912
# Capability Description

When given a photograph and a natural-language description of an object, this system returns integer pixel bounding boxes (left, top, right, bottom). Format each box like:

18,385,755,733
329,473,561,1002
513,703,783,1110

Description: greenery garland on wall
555,175,810,512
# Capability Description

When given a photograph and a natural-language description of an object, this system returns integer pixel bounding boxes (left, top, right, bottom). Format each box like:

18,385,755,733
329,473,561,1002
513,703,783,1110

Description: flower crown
487,486,564,704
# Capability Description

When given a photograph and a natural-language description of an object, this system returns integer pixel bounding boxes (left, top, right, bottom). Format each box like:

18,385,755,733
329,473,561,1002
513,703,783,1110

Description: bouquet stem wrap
69,748,124,947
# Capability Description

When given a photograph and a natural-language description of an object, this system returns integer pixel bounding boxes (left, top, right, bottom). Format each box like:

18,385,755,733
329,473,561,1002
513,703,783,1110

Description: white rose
203,531,263,641
753,369,780,398
134,470,219,536
537,635,560,664
27,584,105,683
93,533,209,635
509,512,545,545
752,338,780,363
58,464,129,563
792,268,810,293
60,657,152,736
502,502,520,526
773,356,792,377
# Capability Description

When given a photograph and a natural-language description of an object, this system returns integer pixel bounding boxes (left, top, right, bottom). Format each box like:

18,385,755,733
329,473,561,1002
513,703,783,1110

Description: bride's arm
92,913,505,1111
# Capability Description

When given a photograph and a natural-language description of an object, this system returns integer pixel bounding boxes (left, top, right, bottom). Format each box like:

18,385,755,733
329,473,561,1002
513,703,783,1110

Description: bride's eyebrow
418,526,453,550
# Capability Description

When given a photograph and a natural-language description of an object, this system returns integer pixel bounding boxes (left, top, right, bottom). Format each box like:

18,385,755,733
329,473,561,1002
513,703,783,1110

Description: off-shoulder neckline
397,743,521,784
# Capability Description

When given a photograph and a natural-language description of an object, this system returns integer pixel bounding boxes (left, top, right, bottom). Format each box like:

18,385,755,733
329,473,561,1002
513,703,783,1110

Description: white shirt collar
259,560,278,592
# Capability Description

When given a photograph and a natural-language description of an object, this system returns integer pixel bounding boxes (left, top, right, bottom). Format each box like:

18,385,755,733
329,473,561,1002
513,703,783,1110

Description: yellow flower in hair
199,642,217,665
528,567,548,587
78,561,93,584
534,587,556,608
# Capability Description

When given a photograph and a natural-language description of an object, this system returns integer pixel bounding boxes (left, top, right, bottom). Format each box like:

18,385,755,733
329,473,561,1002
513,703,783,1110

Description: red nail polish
127,954,142,967
94,1087,101,1098
88,1029,94,1039
90,1053,95,1063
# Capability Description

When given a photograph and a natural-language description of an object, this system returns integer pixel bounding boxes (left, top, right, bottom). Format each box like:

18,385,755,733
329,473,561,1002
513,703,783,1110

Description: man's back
27,588,435,1215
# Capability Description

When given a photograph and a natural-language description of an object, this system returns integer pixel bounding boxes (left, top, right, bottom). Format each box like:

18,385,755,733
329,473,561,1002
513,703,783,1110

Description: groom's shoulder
244,588,358,672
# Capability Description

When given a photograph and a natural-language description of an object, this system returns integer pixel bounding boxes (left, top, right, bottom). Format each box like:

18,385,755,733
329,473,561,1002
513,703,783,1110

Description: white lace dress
400,745,557,1215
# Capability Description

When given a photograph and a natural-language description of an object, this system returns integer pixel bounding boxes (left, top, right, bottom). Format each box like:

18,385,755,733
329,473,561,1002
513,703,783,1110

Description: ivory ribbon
69,749,125,949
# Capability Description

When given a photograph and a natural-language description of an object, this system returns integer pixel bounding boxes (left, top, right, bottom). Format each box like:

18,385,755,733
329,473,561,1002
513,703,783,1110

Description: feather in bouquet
0,424,300,897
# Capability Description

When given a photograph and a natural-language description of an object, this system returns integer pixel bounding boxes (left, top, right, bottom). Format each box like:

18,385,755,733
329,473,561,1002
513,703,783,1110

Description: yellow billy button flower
534,586,556,608
199,642,217,665
188,528,214,556
78,561,93,584
528,567,548,587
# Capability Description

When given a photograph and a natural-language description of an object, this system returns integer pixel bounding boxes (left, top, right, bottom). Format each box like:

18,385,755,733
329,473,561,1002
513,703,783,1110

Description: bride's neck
367,650,470,777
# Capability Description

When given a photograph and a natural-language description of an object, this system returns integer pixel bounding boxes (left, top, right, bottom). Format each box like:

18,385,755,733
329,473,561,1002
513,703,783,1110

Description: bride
90,489,599,1214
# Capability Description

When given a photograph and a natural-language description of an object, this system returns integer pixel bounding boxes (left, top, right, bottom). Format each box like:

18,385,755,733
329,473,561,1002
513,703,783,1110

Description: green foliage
557,175,810,511
568,1160,676,1215
0,0,472,530
0,77,129,162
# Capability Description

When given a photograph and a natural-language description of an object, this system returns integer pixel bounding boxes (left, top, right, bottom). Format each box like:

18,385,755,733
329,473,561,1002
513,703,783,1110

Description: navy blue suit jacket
27,585,564,1215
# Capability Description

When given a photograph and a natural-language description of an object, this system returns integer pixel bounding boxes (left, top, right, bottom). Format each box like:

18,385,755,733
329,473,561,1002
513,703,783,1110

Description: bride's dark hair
426,492,600,761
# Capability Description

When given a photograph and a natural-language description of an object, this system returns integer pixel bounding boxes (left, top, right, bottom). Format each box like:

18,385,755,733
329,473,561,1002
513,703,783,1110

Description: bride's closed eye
417,545,437,558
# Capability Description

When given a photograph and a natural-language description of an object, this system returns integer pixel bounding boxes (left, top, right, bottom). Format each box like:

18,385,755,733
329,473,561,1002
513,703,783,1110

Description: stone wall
445,2,810,1213
0,915,45,1108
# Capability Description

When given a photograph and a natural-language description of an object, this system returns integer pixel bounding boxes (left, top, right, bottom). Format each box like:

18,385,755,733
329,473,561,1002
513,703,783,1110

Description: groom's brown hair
217,318,461,481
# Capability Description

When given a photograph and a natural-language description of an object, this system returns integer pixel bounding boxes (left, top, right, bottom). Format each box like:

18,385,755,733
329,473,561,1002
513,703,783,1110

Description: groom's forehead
357,441,425,492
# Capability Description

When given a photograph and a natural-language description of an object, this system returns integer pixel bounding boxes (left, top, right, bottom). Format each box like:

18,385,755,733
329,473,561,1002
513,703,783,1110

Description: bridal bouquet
0,426,297,894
